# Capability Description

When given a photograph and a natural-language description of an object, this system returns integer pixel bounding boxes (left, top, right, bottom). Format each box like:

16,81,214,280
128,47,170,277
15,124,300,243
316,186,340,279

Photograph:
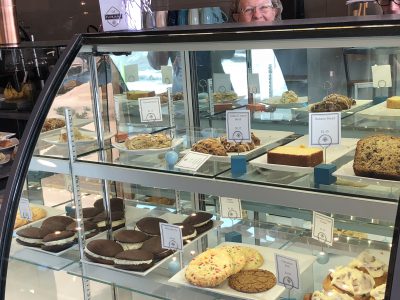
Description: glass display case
1,16,400,300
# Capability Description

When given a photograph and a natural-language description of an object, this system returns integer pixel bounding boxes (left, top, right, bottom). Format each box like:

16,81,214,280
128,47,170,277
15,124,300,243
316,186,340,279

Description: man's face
237,0,278,23
381,2,400,14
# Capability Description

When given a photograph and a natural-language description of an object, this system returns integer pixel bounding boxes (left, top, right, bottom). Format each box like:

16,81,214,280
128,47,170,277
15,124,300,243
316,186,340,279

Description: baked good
213,91,237,103
304,290,353,300
66,221,98,239
40,216,75,232
220,136,255,153
333,228,368,239
16,227,52,247
0,139,13,148
135,217,167,236
228,269,276,293
14,206,47,229
268,145,323,167
41,230,76,252
84,239,123,265
349,251,388,287
218,245,246,274
146,196,175,206
93,197,124,212
114,249,154,271
183,212,213,234
41,118,65,132
185,248,233,287
124,134,172,150
370,284,386,300
353,135,400,181
115,132,128,143
113,230,148,250
386,96,400,109
126,90,155,100
280,90,298,104
92,211,125,231
191,138,227,156
310,94,354,112
0,153,5,161
140,236,173,259
174,223,197,243
58,127,93,143
241,246,264,270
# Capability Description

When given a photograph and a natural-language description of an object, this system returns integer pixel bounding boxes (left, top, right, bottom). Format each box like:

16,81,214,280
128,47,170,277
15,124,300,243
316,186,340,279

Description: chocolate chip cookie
228,269,277,293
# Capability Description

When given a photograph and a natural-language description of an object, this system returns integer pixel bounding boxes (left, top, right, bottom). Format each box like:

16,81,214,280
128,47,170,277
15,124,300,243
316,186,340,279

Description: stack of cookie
185,245,277,294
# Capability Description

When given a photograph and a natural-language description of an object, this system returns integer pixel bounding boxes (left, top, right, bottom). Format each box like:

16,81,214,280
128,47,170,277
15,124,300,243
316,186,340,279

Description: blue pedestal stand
231,155,247,177
225,231,242,243
314,164,337,188
373,96,387,105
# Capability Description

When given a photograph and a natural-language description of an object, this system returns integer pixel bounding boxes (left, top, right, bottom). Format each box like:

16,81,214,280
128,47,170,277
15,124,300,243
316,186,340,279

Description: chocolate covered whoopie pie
66,221,99,239
92,211,125,231
135,217,167,236
114,230,148,250
174,222,197,243
82,207,103,220
41,230,76,252
16,226,52,247
114,249,154,271
40,216,75,232
182,212,213,234
93,197,124,212
84,239,123,265
141,236,173,259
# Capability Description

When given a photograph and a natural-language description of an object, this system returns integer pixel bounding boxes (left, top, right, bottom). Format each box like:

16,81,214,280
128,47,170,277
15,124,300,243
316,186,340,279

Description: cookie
114,249,154,271
84,239,123,265
185,248,233,287
41,230,76,252
141,236,173,259
183,212,213,234
94,197,125,212
40,216,74,232
135,217,167,236
114,230,148,250
92,211,125,231
241,246,264,270
228,269,277,293
173,223,196,243
218,245,246,274
16,226,52,247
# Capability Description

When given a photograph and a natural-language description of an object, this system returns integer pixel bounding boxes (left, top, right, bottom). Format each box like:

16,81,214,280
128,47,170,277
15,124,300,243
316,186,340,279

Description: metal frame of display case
1,16,400,299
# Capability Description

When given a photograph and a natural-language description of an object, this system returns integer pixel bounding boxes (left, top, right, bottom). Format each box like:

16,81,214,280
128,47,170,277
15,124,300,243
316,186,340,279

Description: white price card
175,152,211,172
226,110,251,143
19,198,33,221
213,73,232,93
138,97,163,123
219,197,242,219
312,211,334,246
372,64,392,88
124,64,139,82
160,223,183,251
161,65,173,85
309,112,341,146
275,254,300,290
248,73,260,94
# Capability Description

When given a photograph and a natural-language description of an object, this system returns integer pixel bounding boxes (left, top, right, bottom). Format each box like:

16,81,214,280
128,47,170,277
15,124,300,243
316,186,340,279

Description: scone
304,290,354,300
185,248,233,287
370,284,386,300
240,246,264,270
349,251,388,287
218,245,247,274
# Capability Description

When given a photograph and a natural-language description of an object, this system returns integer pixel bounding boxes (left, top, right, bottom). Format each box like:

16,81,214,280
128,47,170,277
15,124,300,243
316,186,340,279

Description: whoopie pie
66,221,99,239
182,212,213,234
174,222,197,243
16,227,52,247
92,211,125,231
135,217,167,236
40,215,75,232
84,239,123,265
93,197,124,212
114,249,154,271
113,230,148,250
141,236,173,259
41,230,76,252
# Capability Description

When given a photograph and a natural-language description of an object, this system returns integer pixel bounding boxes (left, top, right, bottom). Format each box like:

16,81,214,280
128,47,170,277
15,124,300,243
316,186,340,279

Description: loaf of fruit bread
387,96,400,109
353,135,400,180
268,145,323,167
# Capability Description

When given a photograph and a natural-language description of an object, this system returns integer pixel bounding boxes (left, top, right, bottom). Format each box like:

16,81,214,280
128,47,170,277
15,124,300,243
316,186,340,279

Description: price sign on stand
219,197,242,219
372,64,392,88
175,152,211,172
309,112,341,147
226,110,251,143
124,64,139,82
248,73,260,94
160,223,183,251
19,198,33,221
161,66,173,85
275,254,300,291
213,73,232,93
312,211,334,246
139,97,163,123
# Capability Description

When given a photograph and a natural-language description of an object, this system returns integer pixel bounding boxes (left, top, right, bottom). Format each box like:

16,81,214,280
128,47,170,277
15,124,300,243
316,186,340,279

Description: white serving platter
263,96,308,108
169,242,316,300
292,99,372,117
250,136,358,174
333,161,400,188
113,137,184,155
182,130,294,163
42,130,114,147
355,100,400,121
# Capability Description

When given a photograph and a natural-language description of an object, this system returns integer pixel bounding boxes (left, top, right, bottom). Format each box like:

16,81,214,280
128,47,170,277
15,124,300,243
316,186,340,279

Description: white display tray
333,161,400,188
355,100,400,121
39,118,93,137
182,130,294,163
263,96,308,108
169,242,316,300
292,99,372,117
42,130,115,147
250,137,358,174
113,137,184,155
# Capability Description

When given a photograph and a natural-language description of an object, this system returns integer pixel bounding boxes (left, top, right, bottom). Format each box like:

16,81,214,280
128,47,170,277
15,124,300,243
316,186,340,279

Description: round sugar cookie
241,246,264,270
218,245,246,274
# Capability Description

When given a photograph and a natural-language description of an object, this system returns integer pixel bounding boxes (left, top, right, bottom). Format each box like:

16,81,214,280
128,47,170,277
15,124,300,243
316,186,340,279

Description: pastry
40,216,75,232
92,211,125,231
183,212,213,234
333,228,368,239
114,249,154,271
213,91,237,103
135,217,168,236
115,132,128,143
228,269,276,293
93,197,124,212
370,284,386,300
14,206,47,229
173,223,197,243
0,139,13,148
58,127,93,143
241,246,264,270
126,90,155,100
280,90,298,104
386,96,400,109
41,230,76,252
66,221,99,239
191,138,227,156
140,236,173,259
310,94,354,112
84,239,123,265
41,118,65,132
304,290,353,300
268,145,323,167
113,230,148,250
0,153,5,162
124,134,172,150
353,135,400,181
218,245,246,274
16,227,52,247
349,251,388,287
185,248,233,287
146,196,175,206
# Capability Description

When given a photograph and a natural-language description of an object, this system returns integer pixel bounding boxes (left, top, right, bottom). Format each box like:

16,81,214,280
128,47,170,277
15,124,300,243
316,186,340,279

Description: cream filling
331,266,375,296
370,284,386,300
43,236,76,246
116,241,143,251
349,252,387,278
84,248,115,261
17,236,43,244
192,219,211,228
84,229,97,236
114,258,152,265
183,230,197,240
97,219,125,228
312,290,353,300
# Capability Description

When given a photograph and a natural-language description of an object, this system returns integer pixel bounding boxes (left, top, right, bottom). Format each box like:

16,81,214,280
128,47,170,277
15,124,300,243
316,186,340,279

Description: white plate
42,130,115,147
0,138,19,151
0,154,10,165
182,130,294,163
263,96,308,108
292,99,373,116
355,100,400,121
113,137,184,155
39,118,93,137
169,242,316,300
333,161,400,188
250,137,358,174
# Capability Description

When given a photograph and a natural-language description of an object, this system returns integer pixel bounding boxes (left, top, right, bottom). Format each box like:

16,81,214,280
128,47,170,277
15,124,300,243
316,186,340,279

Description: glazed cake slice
268,145,323,167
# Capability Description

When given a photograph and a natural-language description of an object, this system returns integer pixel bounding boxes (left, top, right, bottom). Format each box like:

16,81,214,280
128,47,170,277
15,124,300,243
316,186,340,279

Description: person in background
376,0,400,14
231,0,283,22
